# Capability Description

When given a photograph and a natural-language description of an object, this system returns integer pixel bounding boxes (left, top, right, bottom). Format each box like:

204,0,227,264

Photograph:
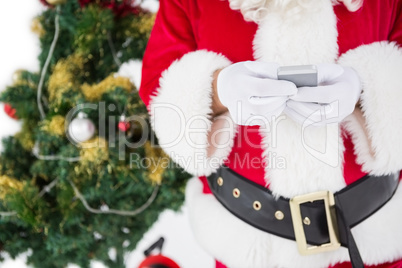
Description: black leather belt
207,166,399,268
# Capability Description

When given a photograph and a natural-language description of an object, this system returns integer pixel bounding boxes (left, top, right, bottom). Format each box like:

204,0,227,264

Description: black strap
207,166,399,267
144,237,165,257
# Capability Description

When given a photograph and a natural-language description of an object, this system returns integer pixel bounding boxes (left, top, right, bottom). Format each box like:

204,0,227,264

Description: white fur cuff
339,42,402,175
149,50,235,176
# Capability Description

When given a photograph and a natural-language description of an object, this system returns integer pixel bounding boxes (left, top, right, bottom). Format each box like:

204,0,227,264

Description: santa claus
139,0,402,267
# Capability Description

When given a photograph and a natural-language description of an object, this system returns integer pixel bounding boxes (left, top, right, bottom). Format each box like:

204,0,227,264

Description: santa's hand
285,64,361,126
217,61,297,126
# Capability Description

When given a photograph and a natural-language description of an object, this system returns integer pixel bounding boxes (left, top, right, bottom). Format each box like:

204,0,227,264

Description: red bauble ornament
4,103,18,120
137,255,180,268
138,237,180,268
118,121,131,132
118,114,131,132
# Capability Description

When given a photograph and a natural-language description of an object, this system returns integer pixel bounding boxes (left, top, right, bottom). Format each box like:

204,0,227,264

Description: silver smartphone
277,65,317,87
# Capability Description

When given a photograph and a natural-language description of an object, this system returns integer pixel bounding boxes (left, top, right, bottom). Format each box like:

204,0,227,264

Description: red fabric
331,260,402,268
389,1,402,44
199,176,211,194
216,259,402,268
138,255,180,268
334,1,402,54
139,0,198,107
215,260,227,268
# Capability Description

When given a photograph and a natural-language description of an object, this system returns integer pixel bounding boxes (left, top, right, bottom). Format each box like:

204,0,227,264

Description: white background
0,1,214,267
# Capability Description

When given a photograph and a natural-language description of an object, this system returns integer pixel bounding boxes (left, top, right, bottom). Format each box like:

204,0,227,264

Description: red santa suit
139,0,402,267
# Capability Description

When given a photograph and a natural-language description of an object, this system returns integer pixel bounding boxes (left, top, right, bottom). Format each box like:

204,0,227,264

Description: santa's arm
139,0,235,176
339,4,402,175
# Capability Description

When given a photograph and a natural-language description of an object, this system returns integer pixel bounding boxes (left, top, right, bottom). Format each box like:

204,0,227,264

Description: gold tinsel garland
40,115,66,136
79,137,109,166
31,17,45,37
15,123,35,151
137,13,156,36
0,175,24,200
74,137,109,178
48,54,134,104
81,75,134,101
12,69,37,89
48,54,84,103
144,141,168,185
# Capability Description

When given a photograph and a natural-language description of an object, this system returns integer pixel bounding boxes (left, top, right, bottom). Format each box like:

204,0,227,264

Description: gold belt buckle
289,191,341,255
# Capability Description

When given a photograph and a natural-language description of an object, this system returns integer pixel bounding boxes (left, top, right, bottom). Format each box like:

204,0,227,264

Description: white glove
285,64,361,126
217,61,297,126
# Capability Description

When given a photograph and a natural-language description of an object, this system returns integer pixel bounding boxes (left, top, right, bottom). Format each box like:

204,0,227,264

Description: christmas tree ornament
45,0,66,5
3,103,18,120
0,1,189,267
68,112,95,143
118,114,130,132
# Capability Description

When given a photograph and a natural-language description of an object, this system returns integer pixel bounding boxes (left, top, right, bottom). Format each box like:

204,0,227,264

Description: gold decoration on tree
11,69,37,89
138,13,157,36
81,75,134,101
79,137,109,166
0,176,24,200
125,13,156,40
40,115,66,136
46,0,67,5
144,141,168,185
31,17,45,37
48,54,84,103
15,123,35,151
12,69,24,84
49,54,134,104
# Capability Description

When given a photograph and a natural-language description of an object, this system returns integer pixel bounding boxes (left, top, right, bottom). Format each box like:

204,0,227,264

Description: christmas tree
0,1,189,267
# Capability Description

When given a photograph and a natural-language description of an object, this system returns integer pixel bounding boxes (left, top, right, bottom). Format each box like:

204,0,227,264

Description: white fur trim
339,42,402,175
253,1,346,197
116,59,142,89
253,0,338,65
149,50,235,176
261,118,346,198
187,177,402,267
